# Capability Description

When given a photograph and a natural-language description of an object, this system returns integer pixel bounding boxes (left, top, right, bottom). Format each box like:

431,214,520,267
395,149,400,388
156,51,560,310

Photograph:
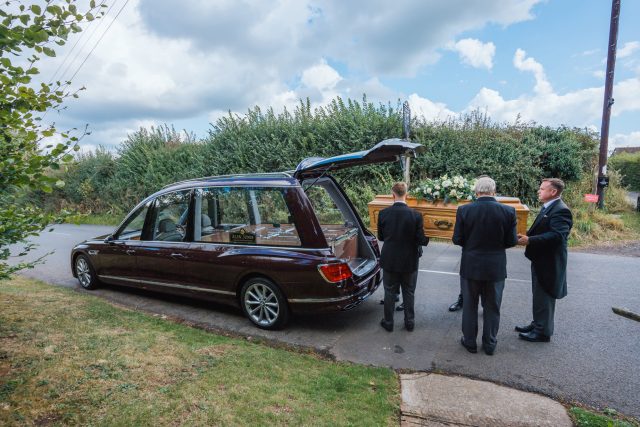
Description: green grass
64,212,122,226
0,277,399,426
570,407,639,427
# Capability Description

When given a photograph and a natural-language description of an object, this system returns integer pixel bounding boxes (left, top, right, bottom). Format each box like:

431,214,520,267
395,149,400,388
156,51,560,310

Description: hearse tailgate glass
293,138,424,179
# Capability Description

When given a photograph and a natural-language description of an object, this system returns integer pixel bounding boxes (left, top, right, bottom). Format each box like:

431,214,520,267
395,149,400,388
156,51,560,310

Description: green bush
45,97,600,221
609,152,640,191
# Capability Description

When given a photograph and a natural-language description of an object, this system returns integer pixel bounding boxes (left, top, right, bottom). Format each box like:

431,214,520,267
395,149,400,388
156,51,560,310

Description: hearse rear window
193,186,301,247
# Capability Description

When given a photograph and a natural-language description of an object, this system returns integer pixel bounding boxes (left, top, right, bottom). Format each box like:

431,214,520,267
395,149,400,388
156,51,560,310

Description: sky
34,0,640,153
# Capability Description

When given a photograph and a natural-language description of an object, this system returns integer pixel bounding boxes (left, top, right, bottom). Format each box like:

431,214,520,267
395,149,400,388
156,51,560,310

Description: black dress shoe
518,331,550,342
405,322,414,332
460,337,477,353
482,345,495,356
515,323,535,333
396,303,404,312
380,319,393,332
449,295,463,312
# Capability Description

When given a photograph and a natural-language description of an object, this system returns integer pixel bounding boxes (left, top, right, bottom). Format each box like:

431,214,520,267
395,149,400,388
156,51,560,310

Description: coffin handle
434,219,453,230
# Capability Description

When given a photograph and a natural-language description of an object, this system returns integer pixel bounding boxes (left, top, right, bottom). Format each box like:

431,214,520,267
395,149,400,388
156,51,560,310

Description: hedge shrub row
53,97,599,219
609,152,640,191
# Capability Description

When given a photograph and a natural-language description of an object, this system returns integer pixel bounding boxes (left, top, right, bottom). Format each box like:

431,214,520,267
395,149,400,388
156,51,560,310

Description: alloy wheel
243,282,280,327
75,256,93,289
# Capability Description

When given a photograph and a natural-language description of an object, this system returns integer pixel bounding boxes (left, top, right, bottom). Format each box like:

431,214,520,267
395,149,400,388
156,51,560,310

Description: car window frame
113,201,153,241
146,189,195,243
193,185,303,248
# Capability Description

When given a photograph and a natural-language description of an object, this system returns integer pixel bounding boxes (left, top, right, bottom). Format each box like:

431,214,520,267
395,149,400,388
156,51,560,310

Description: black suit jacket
525,199,573,299
377,202,429,273
452,197,518,281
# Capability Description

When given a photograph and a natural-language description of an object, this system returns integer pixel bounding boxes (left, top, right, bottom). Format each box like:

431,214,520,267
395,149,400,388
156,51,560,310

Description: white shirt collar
543,197,561,209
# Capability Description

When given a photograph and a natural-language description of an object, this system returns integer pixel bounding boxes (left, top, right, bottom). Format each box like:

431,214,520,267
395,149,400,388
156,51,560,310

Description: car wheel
241,277,289,330
75,254,99,290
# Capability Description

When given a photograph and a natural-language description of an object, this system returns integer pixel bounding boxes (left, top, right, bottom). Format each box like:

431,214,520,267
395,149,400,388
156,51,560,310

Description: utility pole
597,0,621,209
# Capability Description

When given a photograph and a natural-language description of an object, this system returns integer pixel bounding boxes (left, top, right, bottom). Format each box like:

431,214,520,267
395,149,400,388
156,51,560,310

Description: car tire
241,277,289,330
75,254,99,290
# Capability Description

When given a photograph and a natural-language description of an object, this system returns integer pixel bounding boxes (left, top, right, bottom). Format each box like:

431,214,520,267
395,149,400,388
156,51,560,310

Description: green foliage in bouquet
411,175,477,204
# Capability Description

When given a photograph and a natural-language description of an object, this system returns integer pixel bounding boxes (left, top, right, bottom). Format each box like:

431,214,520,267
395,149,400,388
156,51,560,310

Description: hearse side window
151,190,191,242
116,204,150,241
193,186,301,247
305,185,348,225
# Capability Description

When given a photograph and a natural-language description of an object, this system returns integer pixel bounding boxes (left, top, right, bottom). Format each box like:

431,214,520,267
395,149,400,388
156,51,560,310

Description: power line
47,1,112,85
65,0,130,84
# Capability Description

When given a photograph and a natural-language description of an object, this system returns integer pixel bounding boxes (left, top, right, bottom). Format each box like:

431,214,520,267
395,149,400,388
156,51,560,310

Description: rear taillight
318,262,352,283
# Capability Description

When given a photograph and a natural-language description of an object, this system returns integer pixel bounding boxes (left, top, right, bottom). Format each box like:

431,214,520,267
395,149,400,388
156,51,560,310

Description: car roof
159,172,300,194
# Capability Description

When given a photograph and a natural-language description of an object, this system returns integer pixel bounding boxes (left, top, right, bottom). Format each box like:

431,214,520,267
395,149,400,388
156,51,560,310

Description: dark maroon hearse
71,139,423,329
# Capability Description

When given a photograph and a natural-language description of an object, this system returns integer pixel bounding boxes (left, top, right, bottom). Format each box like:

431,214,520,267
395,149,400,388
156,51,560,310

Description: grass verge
570,407,639,427
0,277,398,426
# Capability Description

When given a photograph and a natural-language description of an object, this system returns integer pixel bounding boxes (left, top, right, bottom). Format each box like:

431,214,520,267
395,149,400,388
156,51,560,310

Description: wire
65,0,130,84
47,1,112,85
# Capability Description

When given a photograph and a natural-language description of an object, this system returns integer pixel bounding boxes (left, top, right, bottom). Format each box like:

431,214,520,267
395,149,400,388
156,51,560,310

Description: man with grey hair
452,176,518,355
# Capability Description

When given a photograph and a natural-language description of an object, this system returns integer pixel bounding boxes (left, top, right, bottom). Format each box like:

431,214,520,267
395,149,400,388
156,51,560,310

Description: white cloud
408,94,456,121
611,131,640,149
618,41,640,59
513,48,552,94
301,60,342,91
450,38,496,70
467,50,640,128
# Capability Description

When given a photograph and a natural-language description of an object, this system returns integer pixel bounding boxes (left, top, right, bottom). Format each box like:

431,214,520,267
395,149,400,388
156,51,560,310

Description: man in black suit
378,182,429,332
452,177,518,355
516,178,573,342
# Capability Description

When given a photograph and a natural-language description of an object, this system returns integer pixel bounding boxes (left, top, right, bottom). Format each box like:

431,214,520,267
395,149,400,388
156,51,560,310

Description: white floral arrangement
411,174,477,204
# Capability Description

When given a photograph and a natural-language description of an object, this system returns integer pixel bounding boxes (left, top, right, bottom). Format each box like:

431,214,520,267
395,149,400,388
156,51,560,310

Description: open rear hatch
296,139,424,277
293,138,425,180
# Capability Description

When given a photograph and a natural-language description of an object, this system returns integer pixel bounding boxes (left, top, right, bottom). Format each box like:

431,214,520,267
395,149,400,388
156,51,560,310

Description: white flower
426,188,432,194
435,184,440,190
467,195,473,200
450,189,457,197
433,191,440,197
442,179,452,188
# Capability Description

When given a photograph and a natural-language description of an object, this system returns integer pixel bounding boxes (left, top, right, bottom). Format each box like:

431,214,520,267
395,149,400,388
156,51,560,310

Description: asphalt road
9,224,640,418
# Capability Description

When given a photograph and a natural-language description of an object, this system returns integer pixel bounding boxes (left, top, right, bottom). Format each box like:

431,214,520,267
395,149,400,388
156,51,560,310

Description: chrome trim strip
288,295,354,303
98,275,236,296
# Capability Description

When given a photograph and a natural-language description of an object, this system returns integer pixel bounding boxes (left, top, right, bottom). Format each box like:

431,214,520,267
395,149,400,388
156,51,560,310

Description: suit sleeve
528,207,573,248
452,208,464,246
377,211,385,241
504,208,518,248
415,212,429,246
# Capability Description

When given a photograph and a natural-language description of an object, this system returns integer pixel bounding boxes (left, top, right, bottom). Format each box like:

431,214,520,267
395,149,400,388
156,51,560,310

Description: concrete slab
400,373,573,427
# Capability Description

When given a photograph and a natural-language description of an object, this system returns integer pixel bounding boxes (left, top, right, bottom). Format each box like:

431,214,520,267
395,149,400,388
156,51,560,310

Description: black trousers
382,270,418,325
461,277,505,350
531,265,556,336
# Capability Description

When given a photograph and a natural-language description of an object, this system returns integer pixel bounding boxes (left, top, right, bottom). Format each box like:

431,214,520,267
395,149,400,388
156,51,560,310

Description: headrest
158,218,176,233
201,214,212,228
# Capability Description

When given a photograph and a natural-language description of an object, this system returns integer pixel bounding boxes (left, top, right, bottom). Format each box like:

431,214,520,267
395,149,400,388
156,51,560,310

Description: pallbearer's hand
517,234,529,245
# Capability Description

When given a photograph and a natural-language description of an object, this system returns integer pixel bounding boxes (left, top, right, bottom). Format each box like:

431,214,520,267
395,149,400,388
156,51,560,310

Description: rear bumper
288,269,382,313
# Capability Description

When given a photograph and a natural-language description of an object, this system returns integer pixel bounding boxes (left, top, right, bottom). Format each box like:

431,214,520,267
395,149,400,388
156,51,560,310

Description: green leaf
30,5,42,15
19,14,29,25
62,154,74,163
55,180,66,188
42,47,56,57
90,0,96,8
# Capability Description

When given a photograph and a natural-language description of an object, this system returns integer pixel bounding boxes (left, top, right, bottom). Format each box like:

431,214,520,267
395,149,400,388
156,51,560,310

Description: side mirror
104,235,115,244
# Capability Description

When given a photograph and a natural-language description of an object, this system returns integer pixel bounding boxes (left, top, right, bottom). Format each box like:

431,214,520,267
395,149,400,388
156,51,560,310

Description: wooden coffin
368,195,530,239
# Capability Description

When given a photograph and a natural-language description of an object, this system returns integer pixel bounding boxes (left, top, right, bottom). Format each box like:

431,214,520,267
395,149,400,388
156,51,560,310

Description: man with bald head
453,176,518,355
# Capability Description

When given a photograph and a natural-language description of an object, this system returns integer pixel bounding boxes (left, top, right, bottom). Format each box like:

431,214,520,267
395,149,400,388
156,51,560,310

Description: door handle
170,253,186,259
126,249,136,255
